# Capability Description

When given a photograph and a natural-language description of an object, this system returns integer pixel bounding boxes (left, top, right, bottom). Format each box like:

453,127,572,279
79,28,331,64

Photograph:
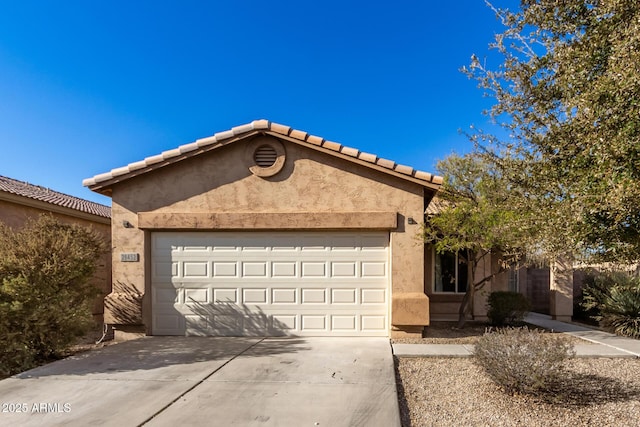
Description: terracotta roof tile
375,157,396,170
393,164,414,175
0,175,111,219
321,140,342,151
289,129,308,140
269,123,291,135
414,170,433,182
213,129,235,140
253,119,270,130
129,160,148,171
196,136,217,147
340,146,359,157
179,142,199,154
145,154,165,166
305,134,324,146
231,123,255,134
358,152,377,163
83,120,443,190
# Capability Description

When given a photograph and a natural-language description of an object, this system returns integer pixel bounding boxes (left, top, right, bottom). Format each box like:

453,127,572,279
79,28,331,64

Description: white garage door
151,232,390,336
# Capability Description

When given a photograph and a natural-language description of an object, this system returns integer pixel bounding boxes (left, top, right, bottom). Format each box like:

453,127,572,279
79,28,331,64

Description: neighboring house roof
0,175,111,219
83,119,444,195
424,195,448,215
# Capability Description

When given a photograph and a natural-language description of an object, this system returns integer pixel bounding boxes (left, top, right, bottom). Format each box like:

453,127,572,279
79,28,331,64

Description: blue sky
0,1,509,205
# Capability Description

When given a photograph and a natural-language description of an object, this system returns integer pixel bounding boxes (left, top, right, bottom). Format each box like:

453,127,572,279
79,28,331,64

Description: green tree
423,153,534,327
0,215,107,376
464,0,640,263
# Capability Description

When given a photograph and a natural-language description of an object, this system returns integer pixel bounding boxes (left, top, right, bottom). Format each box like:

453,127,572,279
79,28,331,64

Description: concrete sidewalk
393,313,640,358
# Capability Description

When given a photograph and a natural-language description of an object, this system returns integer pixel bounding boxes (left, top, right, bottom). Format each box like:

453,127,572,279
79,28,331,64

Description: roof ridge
0,175,111,219
83,120,443,190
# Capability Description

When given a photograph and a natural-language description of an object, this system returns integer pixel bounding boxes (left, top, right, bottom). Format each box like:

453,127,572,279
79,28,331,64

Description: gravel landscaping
394,321,639,426
396,357,640,427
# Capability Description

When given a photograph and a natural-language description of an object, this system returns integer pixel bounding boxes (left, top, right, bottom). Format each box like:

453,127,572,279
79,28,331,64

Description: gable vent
254,145,278,167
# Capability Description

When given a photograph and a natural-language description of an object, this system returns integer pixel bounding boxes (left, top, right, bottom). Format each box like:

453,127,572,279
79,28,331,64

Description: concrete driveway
0,337,400,427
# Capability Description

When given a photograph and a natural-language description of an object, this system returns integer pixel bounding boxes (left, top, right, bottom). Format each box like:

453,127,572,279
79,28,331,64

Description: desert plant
598,285,640,339
0,215,107,376
582,271,640,339
581,271,629,315
486,291,531,326
473,327,575,395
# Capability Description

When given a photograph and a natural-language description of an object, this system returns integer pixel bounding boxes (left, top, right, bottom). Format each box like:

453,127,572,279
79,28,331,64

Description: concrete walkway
393,313,640,358
0,337,400,427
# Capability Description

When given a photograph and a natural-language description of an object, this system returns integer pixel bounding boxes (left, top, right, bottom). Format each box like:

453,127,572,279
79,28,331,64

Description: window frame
432,250,468,294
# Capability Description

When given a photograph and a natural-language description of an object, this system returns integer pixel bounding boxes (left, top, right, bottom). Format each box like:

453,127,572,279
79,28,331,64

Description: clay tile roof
84,120,443,191
424,195,450,215
0,175,111,219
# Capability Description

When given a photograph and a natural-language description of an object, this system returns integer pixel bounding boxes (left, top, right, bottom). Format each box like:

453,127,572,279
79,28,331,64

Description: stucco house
84,120,576,340
84,120,450,339
0,175,112,322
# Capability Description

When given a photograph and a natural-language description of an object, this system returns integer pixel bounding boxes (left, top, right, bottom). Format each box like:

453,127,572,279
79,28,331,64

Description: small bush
0,215,107,377
486,291,531,326
473,327,575,395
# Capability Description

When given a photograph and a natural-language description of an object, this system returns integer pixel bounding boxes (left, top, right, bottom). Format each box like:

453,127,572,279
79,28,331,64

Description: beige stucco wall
106,135,433,336
0,199,112,322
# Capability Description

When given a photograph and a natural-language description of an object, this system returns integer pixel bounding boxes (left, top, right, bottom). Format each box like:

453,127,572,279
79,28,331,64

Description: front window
434,251,468,293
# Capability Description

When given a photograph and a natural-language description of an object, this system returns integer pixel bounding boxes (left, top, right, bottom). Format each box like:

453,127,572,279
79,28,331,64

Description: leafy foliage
465,0,640,263
473,327,575,395
0,215,107,377
486,291,531,326
423,153,534,326
582,270,640,338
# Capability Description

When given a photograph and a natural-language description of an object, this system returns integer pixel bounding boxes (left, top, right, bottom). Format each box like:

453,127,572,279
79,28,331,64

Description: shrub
598,284,640,339
0,215,107,377
486,291,531,326
473,327,575,395
582,271,640,339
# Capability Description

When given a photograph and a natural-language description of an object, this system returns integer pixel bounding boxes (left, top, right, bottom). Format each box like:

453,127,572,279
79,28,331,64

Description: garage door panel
301,288,326,304
183,262,208,278
362,288,386,304
272,261,296,277
243,288,267,304
213,262,238,277
332,288,357,304
301,262,327,277
332,315,356,331
213,288,238,303
361,315,387,332
184,288,208,304
271,288,296,304
152,232,389,336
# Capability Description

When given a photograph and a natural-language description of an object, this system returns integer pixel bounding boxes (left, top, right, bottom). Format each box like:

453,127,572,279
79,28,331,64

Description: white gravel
396,357,640,427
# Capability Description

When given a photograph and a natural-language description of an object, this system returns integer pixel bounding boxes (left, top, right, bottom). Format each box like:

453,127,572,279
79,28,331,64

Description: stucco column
549,257,573,322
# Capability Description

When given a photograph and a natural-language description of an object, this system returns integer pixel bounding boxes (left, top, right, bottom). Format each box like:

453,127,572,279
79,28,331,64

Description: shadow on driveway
15,336,309,378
